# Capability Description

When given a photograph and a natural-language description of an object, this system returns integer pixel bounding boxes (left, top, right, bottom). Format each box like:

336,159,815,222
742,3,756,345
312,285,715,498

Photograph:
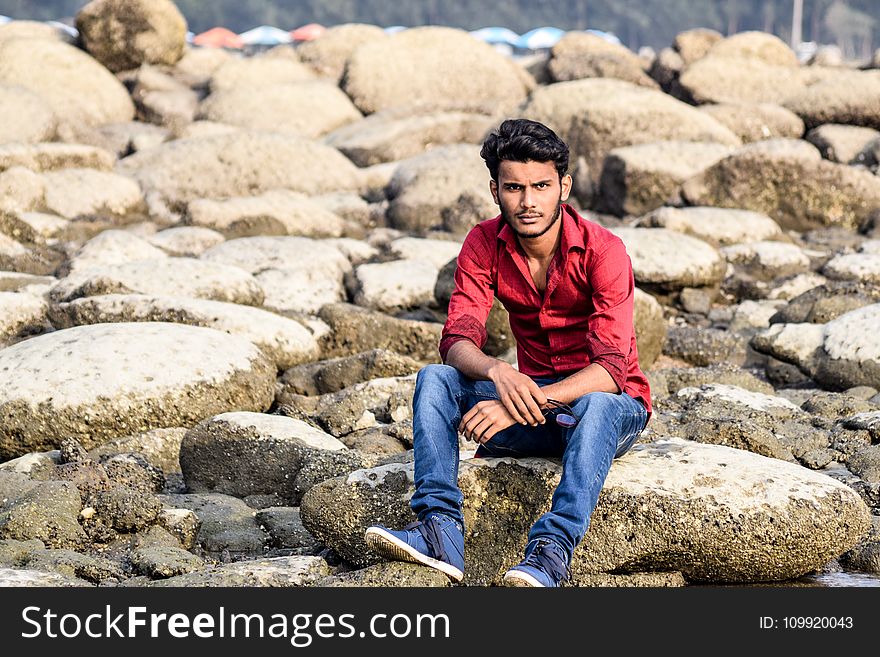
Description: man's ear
560,174,572,202
489,179,500,206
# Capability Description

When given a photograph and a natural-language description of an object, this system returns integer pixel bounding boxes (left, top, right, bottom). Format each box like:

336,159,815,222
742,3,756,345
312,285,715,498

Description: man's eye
535,183,548,188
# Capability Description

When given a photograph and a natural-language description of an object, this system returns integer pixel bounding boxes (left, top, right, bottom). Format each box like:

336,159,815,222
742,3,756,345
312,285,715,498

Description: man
365,118,651,587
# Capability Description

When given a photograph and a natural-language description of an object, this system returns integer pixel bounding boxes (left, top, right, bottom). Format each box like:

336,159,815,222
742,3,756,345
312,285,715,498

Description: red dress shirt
439,203,652,417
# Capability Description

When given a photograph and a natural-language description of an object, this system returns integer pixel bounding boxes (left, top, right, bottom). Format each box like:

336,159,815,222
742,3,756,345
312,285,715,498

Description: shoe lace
524,540,571,583
404,516,452,564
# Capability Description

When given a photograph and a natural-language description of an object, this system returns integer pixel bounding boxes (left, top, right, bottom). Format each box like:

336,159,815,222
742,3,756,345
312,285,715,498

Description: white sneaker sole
502,569,545,587
365,526,464,582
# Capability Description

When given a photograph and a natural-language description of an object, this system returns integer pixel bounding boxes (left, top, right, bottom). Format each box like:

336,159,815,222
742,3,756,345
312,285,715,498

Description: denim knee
416,364,460,388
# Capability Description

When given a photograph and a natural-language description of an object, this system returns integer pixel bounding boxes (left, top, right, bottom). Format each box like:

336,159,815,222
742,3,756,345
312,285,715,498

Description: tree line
1,0,876,55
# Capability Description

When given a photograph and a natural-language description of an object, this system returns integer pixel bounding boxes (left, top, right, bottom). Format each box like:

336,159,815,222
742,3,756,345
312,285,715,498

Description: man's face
490,159,572,241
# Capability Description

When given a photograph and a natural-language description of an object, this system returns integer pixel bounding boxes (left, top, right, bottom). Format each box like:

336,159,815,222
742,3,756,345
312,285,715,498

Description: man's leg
504,391,648,586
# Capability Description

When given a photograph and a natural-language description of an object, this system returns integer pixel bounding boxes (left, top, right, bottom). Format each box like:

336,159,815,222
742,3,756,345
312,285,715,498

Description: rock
65,230,167,274
88,427,185,475
0,39,134,128
848,446,880,485
255,507,321,553
706,31,799,67
200,236,349,314
317,302,442,362
0,232,61,276
319,561,451,587
0,143,116,174
0,481,86,549
0,272,56,293
0,322,275,458
680,416,795,462
647,47,683,92
51,293,320,370
815,304,880,389
636,206,782,247
172,46,231,88
729,299,788,332
101,452,165,493
24,548,124,584
301,439,870,584
610,227,725,292
130,545,204,578
69,121,171,158
338,424,411,455
350,259,439,312
633,288,666,369
157,507,199,549
523,78,740,182
598,140,733,216
342,26,531,115
94,486,162,532
387,237,462,270
806,124,880,164
839,516,880,574
659,363,775,395
0,86,56,145
721,241,811,281
823,253,880,284
278,349,422,397
187,190,345,239
678,56,804,105
548,33,657,88
117,132,361,210
148,226,224,256
180,412,357,505
751,322,825,377
0,567,92,586
673,28,723,65
784,70,880,130
386,144,495,234
663,326,749,367
40,168,145,222
49,257,264,306
76,0,187,72
0,291,48,344
209,54,315,93
0,20,75,43
770,280,880,323
199,80,361,138
139,555,329,587
681,139,880,232
158,492,269,557
0,451,60,480
697,102,805,143
296,23,386,81
326,107,496,167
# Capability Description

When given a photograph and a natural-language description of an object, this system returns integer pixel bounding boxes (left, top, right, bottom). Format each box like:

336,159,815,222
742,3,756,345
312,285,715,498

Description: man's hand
487,361,547,426
459,400,518,444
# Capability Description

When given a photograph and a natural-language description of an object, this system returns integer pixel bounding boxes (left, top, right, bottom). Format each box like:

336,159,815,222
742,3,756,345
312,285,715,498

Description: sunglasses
543,398,578,428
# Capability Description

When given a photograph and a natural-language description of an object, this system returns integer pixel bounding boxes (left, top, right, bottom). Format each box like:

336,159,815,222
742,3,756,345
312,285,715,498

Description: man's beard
501,195,563,240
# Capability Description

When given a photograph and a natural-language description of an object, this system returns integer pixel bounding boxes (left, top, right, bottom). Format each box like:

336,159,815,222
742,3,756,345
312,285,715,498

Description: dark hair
480,118,570,182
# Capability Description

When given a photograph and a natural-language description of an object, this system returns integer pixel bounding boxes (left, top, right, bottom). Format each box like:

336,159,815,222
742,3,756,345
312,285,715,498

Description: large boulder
0,39,134,127
198,80,362,138
48,293,320,370
75,0,187,73
635,206,782,246
706,31,799,67
48,257,265,306
681,139,880,232
0,322,275,458
673,28,723,65
41,169,144,221
0,292,48,345
180,412,357,505
0,86,56,145
0,143,116,174
610,227,726,293
784,71,880,131
116,132,362,210
325,106,496,167
350,259,440,312
141,555,329,587
548,32,657,88
805,124,880,164
208,54,315,93
386,144,496,234
598,140,733,216
300,438,871,584
633,288,666,369
342,26,533,115
296,23,387,81
678,56,804,105
278,349,422,397
522,78,740,180
698,102,805,143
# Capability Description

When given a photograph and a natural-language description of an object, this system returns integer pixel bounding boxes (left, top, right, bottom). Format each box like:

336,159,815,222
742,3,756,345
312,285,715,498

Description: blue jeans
410,364,648,560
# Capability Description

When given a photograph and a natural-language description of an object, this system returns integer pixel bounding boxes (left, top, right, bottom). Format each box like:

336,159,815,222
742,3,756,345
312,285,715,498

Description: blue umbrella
516,26,565,50
238,25,292,46
0,15,12,25
469,26,520,46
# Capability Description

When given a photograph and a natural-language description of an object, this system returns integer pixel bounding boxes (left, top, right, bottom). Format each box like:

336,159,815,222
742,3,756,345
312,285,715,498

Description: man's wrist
486,359,511,382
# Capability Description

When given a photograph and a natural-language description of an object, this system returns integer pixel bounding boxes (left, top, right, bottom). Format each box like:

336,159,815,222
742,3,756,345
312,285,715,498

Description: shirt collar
497,203,585,253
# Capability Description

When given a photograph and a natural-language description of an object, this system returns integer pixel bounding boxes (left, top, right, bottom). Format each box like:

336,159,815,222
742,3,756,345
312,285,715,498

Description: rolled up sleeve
584,240,635,393
438,228,495,362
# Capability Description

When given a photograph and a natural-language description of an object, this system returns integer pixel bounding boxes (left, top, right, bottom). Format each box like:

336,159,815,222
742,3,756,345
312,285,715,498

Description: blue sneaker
503,538,571,587
365,514,465,582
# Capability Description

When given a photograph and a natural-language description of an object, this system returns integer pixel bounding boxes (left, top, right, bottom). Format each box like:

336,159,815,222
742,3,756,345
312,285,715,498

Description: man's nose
520,188,536,208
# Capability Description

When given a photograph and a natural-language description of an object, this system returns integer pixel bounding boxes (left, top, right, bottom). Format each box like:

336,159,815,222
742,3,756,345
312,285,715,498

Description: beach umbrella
384,25,406,34
0,15,13,25
239,25,293,46
290,22,325,42
516,26,565,50
193,27,244,49
469,26,520,46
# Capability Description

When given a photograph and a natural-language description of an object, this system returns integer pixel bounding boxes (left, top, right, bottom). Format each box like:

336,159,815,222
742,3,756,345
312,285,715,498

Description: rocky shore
1,0,879,587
